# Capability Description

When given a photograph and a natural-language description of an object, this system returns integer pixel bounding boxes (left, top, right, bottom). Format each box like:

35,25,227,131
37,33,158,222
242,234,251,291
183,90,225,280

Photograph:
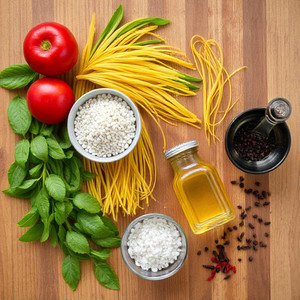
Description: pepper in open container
165,141,235,234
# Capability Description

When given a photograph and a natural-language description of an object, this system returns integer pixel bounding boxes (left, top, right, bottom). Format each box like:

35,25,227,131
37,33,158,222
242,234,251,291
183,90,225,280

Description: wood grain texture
0,0,299,299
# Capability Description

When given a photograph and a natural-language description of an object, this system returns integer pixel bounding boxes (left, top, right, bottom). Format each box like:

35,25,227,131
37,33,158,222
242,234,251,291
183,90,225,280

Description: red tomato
27,78,74,124
23,22,78,76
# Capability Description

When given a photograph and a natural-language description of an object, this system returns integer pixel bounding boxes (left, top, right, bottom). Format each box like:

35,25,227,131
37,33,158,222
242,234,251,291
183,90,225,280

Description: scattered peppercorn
246,238,252,244
224,241,230,246
227,227,233,232
240,176,245,182
259,241,267,248
255,182,260,186
255,202,260,207
262,191,267,198
239,183,244,188
253,234,257,238
253,240,258,246
203,265,215,270
253,245,257,251
233,226,238,231
197,250,202,256
215,240,219,244
264,221,271,226
224,275,231,280
239,221,244,227
237,205,242,209
249,256,253,262
238,258,242,262
231,180,237,184
204,247,209,252
258,218,263,223
264,232,269,238
263,202,270,206
248,223,255,230
253,214,258,219
245,189,253,194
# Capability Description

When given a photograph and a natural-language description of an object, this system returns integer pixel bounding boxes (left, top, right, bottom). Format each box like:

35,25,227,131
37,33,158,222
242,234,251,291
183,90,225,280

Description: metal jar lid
164,140,198,160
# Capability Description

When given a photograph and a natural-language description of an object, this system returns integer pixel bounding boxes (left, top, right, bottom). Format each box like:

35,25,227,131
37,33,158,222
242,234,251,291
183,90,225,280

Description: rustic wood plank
0,0,299,299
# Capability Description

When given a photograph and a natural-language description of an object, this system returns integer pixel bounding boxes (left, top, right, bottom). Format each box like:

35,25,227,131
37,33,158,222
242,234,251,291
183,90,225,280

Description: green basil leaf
64,150,74,159
55,201,73,225
58,225,69,255
7,95,32,135
40,124,54,137
55,125,71,149
90,248,111,260
19,223,44,242
31,135,48,162
73,192,101,213
46,137,65,159
62,255,81,291
17,206,39,227
81,171,97,181
16,178,39,191
0,64,38,89
30,187,41,206
3,187,33,198
94,261,119,290
29,152,42,164
64,159,81,192
93,237,121,248
73,155,84,170
100,215,119,235
50,224,58,247
40,213,54,242
8,162,27,188
90,4,123,56
29,118,40,135
35,187,49,221
66,231,90,254
29,163,43,178
77,211,114,238
45,174,66,201
58,225,67,243
116,17,170,39
14,139,30,168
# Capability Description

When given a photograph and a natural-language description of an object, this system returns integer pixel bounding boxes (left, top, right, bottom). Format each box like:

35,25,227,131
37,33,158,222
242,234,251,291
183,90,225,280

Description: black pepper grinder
225,97,292,174
252,98,292,137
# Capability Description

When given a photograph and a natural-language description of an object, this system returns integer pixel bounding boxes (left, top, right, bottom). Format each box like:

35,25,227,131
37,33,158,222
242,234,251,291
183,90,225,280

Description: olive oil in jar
165,141,235,234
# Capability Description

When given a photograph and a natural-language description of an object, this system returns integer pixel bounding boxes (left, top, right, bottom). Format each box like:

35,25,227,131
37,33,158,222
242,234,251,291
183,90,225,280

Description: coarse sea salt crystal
127,217,182,272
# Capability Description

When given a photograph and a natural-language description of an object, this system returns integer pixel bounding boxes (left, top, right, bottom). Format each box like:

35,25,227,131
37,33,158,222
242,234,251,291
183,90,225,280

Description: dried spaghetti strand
191,35,247,145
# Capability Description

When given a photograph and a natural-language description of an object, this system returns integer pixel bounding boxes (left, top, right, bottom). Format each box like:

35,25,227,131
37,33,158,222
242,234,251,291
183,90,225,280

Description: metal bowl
121,213,188,281
225,108,291,174
67,88,141,163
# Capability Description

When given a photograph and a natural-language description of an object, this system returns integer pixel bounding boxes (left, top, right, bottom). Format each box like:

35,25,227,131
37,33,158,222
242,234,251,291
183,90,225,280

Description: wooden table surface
0,0,299,299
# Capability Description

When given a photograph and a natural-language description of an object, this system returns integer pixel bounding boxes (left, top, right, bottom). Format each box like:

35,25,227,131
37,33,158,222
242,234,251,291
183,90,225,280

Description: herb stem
65,220,72,231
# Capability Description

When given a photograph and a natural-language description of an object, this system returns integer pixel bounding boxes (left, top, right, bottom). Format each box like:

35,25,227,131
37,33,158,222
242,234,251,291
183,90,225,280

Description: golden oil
165,141,235,234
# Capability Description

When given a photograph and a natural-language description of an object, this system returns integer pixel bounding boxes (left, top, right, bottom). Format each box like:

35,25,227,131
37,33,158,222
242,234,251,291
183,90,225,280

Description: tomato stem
41,40,51,51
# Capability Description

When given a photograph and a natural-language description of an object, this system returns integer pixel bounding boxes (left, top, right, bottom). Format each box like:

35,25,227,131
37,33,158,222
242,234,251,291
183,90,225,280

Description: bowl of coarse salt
121,213,188,280
67,88,141,163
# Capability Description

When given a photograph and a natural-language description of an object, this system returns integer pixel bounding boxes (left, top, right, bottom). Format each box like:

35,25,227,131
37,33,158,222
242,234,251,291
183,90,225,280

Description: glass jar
165,140,235,234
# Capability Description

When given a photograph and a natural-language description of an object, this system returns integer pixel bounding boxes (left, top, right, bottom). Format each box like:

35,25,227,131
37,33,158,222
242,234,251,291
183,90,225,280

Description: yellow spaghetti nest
191,35,247,145
74,6,201,220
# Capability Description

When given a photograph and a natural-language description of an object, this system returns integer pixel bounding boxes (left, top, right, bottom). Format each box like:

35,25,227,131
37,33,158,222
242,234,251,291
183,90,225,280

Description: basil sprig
3,99,120,291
